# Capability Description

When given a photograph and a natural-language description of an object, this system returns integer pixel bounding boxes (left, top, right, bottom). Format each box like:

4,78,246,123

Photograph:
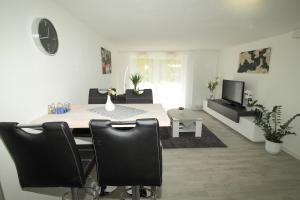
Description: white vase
105,95,115,111
265,140,281,154
245,106,252,111
208,91,214,100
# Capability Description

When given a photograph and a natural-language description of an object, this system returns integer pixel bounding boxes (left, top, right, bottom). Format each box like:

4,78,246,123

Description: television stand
220,99,244,108
207,99,255,122
203,100,264,142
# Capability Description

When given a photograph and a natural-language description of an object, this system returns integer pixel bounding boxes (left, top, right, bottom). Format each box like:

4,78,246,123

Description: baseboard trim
281,146,300,160
191,105,202,111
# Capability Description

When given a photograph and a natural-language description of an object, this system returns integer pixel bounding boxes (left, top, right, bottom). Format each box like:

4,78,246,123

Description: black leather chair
73,88,116,138
74,88,119,138
89,88,116,104
0,122,96,200
89,118,162,200
125,89,153,104
115,94,126,104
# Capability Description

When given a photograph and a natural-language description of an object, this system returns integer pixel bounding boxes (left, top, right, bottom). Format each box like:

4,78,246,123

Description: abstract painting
101,47,112,74
238,47,271,73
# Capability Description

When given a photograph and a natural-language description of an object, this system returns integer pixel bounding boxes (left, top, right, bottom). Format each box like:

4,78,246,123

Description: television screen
222,80,245,105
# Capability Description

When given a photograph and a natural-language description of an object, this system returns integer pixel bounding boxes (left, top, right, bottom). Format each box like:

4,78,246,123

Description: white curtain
128,53,187,110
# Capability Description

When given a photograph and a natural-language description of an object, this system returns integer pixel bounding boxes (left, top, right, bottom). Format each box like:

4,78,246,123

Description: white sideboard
203,100,264,142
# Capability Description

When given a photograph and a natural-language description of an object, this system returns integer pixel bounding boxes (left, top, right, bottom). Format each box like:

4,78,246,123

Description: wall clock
32,18,58,55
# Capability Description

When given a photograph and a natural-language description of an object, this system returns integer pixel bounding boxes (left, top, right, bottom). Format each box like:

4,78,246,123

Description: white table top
31,104,170,128
167,108,203,121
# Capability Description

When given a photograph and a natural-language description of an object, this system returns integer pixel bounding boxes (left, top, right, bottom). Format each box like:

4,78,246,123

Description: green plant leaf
251,101,299,143
130,73,143,90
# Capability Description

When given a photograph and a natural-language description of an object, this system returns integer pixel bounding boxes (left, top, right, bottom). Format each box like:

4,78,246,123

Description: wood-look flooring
86,111,300,200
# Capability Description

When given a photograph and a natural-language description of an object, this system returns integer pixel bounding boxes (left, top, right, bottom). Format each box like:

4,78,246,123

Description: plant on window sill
130,73,143,95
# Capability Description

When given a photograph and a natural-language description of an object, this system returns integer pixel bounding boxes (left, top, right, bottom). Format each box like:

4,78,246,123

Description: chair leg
132,186,140,200
70,187,79,200
150,186,157,200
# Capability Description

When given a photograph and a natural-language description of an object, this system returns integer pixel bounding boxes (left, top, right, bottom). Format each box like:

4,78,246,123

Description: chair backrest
90,118,162,187
0,122,85,188
89,88,117,104
125,89,153,104
88,88,108,104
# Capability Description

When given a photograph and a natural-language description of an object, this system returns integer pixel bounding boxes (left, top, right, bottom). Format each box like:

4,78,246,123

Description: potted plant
130,73,143,95
250,102,300,154
206,77,219,99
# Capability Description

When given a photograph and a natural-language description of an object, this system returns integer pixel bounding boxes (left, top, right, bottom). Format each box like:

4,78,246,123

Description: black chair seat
115,94,126,104
72,128,92,137
77,145,96,177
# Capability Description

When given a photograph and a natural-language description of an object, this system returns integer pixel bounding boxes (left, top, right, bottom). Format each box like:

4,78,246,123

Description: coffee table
167,109,203,137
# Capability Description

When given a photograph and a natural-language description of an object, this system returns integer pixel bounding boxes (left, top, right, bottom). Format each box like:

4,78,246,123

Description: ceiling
55,0,300,51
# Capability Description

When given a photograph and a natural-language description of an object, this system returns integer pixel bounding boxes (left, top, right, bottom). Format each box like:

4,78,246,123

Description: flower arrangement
107,88,116,96
207,77,219,92
244,90,253,107
206,77,219,99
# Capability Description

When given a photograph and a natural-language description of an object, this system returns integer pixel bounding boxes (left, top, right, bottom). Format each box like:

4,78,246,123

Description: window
135,54,154,82
129,53,186,109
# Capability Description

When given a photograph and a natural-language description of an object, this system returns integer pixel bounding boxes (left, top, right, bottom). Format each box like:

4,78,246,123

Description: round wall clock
32,18,58,55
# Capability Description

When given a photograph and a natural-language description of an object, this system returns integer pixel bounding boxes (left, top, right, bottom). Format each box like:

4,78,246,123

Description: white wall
186,50,220,109
0,0,116,199
217,32,300,159
0,182,4,200
112,52,131,94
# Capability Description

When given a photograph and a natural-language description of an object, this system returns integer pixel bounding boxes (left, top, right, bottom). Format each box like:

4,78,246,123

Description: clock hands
39,23,50,39
47,43,51,54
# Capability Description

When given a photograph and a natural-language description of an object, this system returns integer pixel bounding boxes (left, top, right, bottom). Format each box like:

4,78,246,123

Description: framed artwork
238,47,271,74
101,47,112,74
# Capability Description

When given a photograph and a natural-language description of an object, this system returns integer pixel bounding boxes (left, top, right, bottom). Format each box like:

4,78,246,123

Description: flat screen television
222,80,245,106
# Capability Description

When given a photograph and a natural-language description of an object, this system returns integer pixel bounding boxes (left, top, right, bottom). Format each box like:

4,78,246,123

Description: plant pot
133,89,139,95
265,140,281,154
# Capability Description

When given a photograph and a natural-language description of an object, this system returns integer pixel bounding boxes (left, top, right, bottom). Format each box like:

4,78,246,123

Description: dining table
31,103,171,144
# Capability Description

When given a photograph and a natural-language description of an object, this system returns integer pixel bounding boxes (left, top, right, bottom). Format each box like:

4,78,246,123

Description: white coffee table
167,109,203,137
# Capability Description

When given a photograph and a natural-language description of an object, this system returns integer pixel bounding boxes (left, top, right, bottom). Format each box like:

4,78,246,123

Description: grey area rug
160,125,227,149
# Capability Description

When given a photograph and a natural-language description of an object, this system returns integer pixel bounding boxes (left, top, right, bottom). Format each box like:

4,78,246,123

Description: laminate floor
84,111,300,200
